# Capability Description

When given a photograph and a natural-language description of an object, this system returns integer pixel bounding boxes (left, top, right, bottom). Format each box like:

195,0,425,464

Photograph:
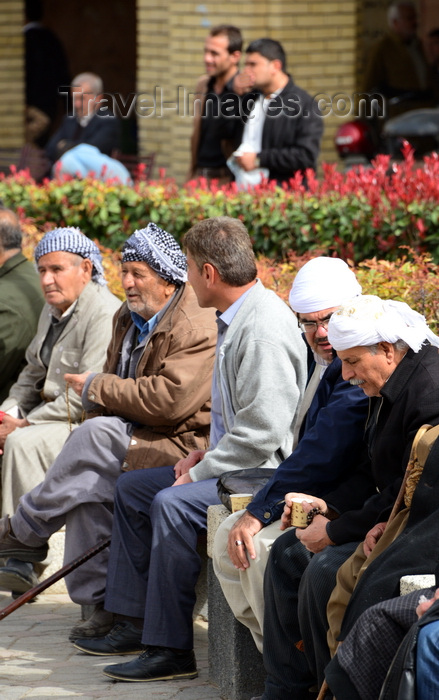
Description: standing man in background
188,25,244,185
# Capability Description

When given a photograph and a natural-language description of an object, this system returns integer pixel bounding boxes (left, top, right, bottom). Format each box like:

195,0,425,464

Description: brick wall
0,1,24,148
136,0,360,182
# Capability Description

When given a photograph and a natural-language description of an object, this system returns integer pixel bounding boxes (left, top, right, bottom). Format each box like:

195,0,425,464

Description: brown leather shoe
0,516,48,563
69,603,115,642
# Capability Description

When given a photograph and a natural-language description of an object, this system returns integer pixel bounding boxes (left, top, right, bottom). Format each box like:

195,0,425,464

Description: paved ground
0,591,223,699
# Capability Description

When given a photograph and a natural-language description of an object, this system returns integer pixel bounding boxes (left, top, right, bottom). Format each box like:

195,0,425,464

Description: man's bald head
0,209,22,262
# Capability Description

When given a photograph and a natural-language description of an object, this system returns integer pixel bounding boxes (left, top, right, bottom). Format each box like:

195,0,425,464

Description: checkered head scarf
328,294,439,352
34,227,106,286
122,223,187,285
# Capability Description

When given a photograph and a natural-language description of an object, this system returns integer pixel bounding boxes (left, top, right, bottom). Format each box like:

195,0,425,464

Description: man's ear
379,341,395,363
81,257,93,278
231,50,241,66
202,262,218,286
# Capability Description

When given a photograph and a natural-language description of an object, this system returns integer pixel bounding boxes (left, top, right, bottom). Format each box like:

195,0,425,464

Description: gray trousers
11,416,133,605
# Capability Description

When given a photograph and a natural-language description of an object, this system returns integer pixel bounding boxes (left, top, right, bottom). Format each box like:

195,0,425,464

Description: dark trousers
299,541,359,686
104,466,221,650
262,529,357,700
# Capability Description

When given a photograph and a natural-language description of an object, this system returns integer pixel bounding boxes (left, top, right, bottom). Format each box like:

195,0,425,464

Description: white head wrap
328,295,439,352
289,257,362,313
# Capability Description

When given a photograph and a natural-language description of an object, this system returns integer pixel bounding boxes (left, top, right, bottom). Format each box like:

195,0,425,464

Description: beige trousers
212,510,287,652
2,422,73,517
326,508,410,655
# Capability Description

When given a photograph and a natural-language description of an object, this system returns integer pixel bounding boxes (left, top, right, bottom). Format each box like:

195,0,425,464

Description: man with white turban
212,256,370,665
0,226,121,598
259,294,439,700
0,223,217,641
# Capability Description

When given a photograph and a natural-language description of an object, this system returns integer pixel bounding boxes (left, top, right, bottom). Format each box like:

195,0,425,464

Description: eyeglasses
298,315,333,334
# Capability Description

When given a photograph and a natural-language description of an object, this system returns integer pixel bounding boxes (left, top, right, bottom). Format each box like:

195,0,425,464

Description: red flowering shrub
21,219,439,331
2,144,439,263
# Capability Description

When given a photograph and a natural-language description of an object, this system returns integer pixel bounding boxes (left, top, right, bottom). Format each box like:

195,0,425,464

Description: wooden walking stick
0,536,111,621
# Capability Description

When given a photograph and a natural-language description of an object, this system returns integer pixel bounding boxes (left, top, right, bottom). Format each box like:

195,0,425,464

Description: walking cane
315,424,432,700
0,536,111,621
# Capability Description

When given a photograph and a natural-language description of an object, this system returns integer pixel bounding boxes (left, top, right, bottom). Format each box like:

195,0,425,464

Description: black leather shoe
103,646,198,682
73,621,144,656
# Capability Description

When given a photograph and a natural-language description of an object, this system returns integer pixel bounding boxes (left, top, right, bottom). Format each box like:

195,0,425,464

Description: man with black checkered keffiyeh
0,222,216,645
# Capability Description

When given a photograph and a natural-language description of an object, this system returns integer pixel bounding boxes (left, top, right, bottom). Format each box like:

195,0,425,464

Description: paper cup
290,498,313,528
230,493,253,513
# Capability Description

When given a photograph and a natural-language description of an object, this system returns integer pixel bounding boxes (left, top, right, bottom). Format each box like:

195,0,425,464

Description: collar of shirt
131,310,160,343
49,299,78,322
130,290,178,343
216,284,255,335
79,112,95,128
207,70,239,96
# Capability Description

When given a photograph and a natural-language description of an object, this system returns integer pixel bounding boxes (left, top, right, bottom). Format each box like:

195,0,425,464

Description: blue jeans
417,619,439,698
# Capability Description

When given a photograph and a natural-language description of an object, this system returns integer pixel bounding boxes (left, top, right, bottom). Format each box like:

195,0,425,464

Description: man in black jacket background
232,38,323,185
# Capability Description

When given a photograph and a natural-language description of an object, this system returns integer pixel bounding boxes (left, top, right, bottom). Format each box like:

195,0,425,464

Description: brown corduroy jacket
86,284,217,470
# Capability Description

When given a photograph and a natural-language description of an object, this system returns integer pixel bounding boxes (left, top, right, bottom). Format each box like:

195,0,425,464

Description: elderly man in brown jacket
0,223,217,641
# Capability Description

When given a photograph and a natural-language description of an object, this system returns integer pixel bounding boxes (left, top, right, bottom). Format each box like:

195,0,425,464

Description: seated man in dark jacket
259,295,439,700
325,585,439,700
45,72,120,165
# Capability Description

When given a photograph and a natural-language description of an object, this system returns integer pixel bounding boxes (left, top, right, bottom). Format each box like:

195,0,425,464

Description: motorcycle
334,94,439,168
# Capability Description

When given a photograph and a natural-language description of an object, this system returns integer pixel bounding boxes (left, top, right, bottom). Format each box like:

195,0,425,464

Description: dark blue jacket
247,357,370,525
45,109,121,163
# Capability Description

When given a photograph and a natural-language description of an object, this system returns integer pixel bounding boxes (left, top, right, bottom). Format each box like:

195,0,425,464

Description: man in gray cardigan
73,216,307,684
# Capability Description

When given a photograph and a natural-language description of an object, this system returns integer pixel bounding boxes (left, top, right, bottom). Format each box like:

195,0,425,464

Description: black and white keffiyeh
34,227,106,286
122,223,187,285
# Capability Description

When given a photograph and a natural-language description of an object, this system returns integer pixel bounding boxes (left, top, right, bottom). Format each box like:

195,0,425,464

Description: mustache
349,378,365,386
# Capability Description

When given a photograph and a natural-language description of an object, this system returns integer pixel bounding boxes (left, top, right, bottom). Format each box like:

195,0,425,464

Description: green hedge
2,144,439,262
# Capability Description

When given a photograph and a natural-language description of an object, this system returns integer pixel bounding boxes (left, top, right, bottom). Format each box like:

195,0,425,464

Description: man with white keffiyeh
0,223,217,642
257,294,439,700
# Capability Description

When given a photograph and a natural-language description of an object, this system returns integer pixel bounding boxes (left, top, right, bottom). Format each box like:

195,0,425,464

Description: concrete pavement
0,591,224,699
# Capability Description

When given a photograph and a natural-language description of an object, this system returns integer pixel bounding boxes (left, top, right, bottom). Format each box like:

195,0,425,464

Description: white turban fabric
34,227,106,285
122,223,187,285
328,295,439,353
289,257,362,313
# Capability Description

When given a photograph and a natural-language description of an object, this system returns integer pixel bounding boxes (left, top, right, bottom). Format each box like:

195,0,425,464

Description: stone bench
205,506,439,700
400,574,436,595
207,504,266,700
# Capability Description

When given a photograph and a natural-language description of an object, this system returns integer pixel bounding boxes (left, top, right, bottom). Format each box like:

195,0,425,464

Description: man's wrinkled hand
235,152,257,172
416,588,439,619
64,371,92,397
173,449,206,479
0,415,29,453
232,72,255,95
281,492,327,530
172,473,193,487
363,521,387,557
295,500,333,553
227,510,263,570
